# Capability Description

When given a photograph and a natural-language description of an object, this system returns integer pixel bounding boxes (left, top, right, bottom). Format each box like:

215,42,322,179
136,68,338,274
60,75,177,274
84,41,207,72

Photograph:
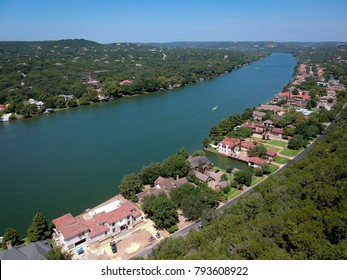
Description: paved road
133,104,347,259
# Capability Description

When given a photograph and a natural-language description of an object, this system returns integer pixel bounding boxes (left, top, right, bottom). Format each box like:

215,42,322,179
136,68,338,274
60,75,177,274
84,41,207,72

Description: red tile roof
94,202,140,224
241,141,254,149
119,79,133,86
221,138,241,148
266,149,278,157
271,127,285,135
248,157,267,166
279,92,311,100
52,213,89,240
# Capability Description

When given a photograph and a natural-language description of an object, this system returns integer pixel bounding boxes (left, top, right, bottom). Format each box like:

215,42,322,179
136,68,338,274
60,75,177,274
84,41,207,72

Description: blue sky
1,0,346,43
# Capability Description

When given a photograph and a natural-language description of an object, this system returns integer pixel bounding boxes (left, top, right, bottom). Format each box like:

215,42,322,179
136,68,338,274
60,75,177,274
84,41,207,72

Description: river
0,52,296,237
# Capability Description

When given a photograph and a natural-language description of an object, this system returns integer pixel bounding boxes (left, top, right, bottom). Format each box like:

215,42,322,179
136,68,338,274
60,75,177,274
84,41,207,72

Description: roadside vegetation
148,107,347,260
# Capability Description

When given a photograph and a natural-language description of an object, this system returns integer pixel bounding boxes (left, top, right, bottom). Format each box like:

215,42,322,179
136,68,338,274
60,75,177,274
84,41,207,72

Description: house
193,170,212,183
241,122,265,134
0,240,52,260
119,80,133,86
0,113,12,122
266,149,278,158
136,176,188,202
188,156,213,172
252,111,266,121
257,104,282,112
241,141,254,150
52,198,142,250
248,157,267,168
217,137,241,156
263,119,274,127
271,127,285,139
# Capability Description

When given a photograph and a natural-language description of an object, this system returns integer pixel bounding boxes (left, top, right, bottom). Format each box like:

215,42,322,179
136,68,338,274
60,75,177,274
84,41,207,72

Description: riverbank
0,53,296,237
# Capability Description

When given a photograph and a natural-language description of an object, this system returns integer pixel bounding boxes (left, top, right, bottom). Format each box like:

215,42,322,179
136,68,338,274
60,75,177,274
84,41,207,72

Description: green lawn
251,137,287,148
263,144,282,151
274,156,290,164
251,176,264,186
279,148,303,157
268,139,287,147
226,188,242,200
269,164,280,173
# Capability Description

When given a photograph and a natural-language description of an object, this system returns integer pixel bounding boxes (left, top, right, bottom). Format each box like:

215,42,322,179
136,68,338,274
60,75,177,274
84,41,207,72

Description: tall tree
27,212,52,243
119,173,143,201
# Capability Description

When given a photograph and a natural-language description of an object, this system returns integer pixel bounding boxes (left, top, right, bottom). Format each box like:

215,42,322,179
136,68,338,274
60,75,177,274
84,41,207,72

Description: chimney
6,241,12,249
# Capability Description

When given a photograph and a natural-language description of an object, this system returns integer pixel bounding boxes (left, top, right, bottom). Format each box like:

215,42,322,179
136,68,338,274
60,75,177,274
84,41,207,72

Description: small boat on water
212,105,218,111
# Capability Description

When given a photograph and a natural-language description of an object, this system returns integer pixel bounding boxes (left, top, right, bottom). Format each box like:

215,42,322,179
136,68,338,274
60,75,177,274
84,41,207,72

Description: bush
254,168,264,177
167,224,179,234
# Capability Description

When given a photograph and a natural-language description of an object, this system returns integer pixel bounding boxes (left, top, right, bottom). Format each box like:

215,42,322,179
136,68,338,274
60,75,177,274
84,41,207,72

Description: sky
0,0,347,43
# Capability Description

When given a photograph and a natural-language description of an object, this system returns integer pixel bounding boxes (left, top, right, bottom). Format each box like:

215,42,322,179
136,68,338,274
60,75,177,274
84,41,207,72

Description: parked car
110,241,117,253
155,232,161,238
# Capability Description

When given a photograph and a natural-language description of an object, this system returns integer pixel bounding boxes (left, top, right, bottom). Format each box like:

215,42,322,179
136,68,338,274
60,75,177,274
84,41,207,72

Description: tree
247,144,267,159
27,212,52,243
119,173,143,201
234,169,253,186
2,228,20,249
201,208,220,227
192,150,206,157
288,135,307,150
162,154,190,178
142,194,178,229
176,147,189,159
202,138,211,148
241,107,253,120
47,246,72,260
139,163,164,185
209,125,222,141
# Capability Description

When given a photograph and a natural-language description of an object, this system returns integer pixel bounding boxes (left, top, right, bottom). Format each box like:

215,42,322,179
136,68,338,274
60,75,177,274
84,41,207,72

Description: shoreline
1,54,269,123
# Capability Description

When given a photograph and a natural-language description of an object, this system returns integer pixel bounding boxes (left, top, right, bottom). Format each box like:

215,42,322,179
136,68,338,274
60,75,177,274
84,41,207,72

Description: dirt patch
126,242,140,254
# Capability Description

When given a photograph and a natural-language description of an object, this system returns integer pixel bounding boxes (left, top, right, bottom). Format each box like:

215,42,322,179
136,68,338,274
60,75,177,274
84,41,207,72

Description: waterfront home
257,104,282,112
248,157,267,168
0,240,52,260
52,198,142,251
119,79,133,86
217,137,241,156
241,140,254,150
0,113,12,122
136,176,188,202
188,156,213,172
252,111,266,121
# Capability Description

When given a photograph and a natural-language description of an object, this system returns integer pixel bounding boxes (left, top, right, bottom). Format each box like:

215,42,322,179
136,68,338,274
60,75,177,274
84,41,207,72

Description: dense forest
0,39,266,117
148,105,347,260
147,45,347,260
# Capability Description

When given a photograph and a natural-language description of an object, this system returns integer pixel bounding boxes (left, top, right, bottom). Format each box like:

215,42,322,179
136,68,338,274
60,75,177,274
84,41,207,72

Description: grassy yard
251,137,287,148
226,188,242,200
251,176,264,186
269,164,280,173
274,156,290,164
263,144,282,151
268,139,287,147
280,147,303,157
